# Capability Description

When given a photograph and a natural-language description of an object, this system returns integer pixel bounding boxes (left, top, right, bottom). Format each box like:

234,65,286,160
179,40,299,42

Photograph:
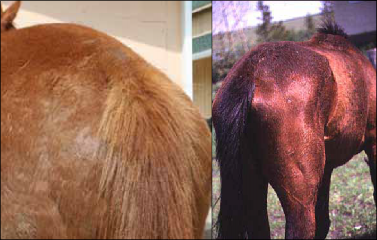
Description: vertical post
181,1,193,99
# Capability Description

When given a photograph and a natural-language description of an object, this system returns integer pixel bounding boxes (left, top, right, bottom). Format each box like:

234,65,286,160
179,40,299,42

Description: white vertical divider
181,1,193,99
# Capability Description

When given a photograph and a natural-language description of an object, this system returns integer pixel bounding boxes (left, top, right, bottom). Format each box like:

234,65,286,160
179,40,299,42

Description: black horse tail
213,75,255,239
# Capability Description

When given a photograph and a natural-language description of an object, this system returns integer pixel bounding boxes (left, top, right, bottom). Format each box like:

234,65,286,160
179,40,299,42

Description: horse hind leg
267,135,326,239
364,131,376,205
314,166,333,239
270,166,322,239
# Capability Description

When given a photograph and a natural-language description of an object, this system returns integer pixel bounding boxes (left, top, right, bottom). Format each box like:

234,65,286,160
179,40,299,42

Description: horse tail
96,66,211,239
213,75,255,239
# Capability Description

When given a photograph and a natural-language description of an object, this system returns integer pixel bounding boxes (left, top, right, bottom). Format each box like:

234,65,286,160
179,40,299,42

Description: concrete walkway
204,208,212,239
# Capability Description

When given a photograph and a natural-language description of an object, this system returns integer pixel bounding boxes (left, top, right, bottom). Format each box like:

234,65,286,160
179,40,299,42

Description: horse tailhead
1,1,21,32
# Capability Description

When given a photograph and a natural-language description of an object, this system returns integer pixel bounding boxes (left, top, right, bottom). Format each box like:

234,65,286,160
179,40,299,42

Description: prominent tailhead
1,1,21,32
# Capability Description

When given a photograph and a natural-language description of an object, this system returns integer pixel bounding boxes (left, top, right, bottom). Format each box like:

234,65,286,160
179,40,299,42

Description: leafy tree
213,2,320,84
256,1,288,43
305,14,316,35
213,44,246,84
321,1,335,22
256,2,317,43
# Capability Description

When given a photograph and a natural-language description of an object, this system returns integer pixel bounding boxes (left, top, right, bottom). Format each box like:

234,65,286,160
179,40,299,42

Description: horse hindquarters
256,108,326,239
252,42,337,239
1,191,68,239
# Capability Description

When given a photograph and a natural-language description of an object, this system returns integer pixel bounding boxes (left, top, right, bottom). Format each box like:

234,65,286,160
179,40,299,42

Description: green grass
212,152,376,239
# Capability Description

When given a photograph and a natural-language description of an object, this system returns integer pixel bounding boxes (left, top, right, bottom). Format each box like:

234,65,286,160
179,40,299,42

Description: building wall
333,1,376,35
192,1,212,120
193,2,212,59
3,1,185,89
194,57,212,119
193,5,211,37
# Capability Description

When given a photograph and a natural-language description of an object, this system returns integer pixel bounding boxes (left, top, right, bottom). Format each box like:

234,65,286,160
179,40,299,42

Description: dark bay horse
1,2,211,239
213,22,376,239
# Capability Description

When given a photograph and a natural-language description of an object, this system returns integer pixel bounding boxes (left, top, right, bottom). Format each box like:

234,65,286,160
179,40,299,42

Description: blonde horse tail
96,67,211,239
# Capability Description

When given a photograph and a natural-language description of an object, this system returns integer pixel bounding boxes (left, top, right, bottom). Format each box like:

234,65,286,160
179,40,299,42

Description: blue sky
213,1,323,34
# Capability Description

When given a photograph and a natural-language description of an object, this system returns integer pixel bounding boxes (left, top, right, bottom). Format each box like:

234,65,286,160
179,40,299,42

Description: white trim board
192,3,212,14
193,49,212,61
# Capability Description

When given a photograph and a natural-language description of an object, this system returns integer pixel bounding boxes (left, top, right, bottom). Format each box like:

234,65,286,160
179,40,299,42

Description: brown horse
1,2,211,239
213,22,376,239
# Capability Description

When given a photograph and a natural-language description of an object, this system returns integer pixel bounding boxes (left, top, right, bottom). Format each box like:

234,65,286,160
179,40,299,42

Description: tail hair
96,68,211,239
213,78,255,239
317,19,348,39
